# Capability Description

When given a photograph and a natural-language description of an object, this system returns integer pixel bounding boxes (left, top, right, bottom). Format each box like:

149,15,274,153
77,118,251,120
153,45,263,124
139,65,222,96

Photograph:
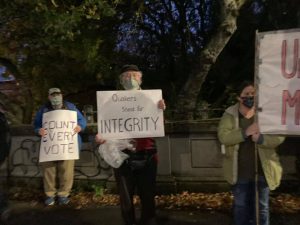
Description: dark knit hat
120,64,140,73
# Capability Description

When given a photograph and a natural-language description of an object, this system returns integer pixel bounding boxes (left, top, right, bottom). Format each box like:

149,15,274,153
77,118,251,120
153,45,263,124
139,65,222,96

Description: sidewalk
1,201,300,225
2,202,230,225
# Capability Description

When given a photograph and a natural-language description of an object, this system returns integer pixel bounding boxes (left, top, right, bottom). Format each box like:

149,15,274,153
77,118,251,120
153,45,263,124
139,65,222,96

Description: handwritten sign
97,90,165,139
257,29,300,134
39,110,79,162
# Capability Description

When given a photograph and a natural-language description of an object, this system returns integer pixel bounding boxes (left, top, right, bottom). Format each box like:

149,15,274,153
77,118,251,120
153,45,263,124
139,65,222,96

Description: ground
1,189,300,225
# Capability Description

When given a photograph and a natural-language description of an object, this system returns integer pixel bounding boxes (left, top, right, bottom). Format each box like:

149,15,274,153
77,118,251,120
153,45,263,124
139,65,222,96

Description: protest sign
97,90,165,139
39,110,79,162
256,29,300,134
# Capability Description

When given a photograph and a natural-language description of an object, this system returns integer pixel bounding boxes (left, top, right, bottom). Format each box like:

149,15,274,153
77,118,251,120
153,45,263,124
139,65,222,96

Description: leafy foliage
0,0,122,108
200,0,300,112
9,188,300,213
0,0,300,122
114,0,220,105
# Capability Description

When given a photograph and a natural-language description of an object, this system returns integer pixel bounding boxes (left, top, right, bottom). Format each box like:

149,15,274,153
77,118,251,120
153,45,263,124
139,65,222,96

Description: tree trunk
175,0,250,120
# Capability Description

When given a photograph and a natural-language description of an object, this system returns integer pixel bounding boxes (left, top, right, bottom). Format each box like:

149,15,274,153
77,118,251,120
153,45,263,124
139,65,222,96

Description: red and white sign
257,29,300,134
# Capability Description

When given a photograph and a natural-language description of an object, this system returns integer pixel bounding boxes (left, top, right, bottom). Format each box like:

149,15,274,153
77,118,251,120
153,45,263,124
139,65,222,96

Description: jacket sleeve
65,101,87,131
33,107,44,135
76,108,87,132
217,112,245,146
258,134,285,149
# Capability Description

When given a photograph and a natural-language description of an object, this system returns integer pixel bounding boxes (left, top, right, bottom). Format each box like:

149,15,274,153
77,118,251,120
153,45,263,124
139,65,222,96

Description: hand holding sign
251,132,261,143
157,99,166,110
39,128,47,136
95,133,106,144
74,125,82,133
245,123,260,137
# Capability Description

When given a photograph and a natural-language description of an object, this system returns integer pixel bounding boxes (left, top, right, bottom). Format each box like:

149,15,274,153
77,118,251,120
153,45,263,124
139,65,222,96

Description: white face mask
121,77,140,90
49,95,63,106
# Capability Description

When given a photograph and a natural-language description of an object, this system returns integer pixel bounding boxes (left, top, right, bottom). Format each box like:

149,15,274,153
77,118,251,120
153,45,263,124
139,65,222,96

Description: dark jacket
0,112,11,163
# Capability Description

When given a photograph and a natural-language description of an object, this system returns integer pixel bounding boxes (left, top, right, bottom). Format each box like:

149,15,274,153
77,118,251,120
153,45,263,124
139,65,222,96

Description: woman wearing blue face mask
218,81,285,225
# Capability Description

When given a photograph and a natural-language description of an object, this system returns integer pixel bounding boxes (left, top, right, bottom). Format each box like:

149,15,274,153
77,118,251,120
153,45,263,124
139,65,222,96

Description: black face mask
241,96,254,108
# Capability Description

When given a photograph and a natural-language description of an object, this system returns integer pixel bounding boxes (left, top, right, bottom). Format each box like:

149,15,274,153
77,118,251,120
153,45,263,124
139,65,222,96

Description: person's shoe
58,196,69,205
44,197,55,206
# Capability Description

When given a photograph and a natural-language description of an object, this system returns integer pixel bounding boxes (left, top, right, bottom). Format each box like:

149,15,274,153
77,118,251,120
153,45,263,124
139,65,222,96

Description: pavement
1,201,300,225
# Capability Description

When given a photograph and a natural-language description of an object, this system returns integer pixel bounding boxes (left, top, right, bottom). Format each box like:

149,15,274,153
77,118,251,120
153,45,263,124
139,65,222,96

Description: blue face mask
122,78,140,90
241,96,254,108
50,95,63,106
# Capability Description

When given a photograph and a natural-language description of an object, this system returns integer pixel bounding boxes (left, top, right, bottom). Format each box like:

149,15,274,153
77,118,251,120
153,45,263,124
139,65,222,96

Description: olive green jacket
217,103,285,190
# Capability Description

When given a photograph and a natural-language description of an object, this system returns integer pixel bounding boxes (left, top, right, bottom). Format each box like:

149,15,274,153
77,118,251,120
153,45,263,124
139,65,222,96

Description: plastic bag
98,139,133,168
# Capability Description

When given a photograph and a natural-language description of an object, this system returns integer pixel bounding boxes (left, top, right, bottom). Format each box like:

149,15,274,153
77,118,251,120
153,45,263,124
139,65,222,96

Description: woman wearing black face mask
218,81,285,225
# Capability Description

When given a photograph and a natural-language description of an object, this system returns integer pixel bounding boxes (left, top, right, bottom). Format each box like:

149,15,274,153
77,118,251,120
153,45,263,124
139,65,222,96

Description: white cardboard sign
257,29,300,134
39,110,79,162
97,90,165,139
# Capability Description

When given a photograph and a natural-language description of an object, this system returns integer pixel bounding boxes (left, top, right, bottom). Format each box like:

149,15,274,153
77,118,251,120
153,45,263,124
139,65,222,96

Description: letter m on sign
282,90,300,125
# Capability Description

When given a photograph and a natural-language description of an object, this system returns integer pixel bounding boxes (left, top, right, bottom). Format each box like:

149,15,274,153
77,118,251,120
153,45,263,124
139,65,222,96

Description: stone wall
3,120,300,193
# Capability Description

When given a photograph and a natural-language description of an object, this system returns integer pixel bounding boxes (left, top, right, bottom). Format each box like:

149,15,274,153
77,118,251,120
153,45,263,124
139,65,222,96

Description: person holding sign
34,88,86,206
96,64,166,225
218,81,285,225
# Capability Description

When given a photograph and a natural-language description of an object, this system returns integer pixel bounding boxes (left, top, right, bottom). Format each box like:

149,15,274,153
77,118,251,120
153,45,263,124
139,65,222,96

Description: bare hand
158,99,166,110
245,123,259,136
95,133,106,144
39,128,47,137
74,125,82,133
251,132,261,143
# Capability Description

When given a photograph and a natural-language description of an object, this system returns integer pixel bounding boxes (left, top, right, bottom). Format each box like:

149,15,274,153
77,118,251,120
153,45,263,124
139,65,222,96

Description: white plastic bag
98,139,133,168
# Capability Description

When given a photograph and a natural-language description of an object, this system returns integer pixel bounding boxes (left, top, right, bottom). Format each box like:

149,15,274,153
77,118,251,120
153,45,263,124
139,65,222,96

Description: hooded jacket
217,103,285,190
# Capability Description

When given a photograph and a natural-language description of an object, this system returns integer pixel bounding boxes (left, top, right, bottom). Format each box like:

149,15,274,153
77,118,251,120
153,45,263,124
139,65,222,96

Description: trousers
114,154,157,225
232,176,270,225
41,160,75,197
